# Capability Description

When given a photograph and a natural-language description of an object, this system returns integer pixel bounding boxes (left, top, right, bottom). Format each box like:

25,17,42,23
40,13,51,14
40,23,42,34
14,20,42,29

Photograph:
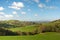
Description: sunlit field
9,25,37,32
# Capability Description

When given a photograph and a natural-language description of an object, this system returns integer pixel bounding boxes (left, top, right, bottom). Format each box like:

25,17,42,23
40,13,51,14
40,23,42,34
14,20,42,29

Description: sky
0,0,60,21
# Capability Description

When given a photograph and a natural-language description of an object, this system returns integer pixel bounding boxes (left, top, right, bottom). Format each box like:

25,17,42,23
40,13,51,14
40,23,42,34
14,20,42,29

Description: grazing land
9,25,38,32
0,20,60,40
0,32,60,40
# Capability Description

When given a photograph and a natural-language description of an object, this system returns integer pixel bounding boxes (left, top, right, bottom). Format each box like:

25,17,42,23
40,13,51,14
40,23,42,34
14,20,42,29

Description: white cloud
0,7,4,11
0,12,5,15
9,2,24,10
4,15,13,18
0,15,4,20
34,0,39,3
46,6,58,9
0,12,19,20
35,14,38,17
12,11,19,18
38,3,58,9
38,3,46,8
21,12,26,15
13,11,17,14
0,12,14,20
49,6,57,9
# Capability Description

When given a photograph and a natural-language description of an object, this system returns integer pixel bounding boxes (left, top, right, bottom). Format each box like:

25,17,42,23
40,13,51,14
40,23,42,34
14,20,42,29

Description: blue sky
0,0,60,21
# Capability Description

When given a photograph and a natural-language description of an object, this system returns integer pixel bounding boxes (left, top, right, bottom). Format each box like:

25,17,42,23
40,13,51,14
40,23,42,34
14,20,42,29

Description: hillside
0,19,60,36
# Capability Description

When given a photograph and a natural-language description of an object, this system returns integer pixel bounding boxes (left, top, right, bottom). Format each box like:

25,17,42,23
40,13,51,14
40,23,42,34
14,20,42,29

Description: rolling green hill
0,20,36,28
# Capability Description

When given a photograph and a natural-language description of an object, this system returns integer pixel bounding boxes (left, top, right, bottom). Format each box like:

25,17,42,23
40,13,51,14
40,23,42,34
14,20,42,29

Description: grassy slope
9,25,37,32
0,32,60,40
4,25,60,40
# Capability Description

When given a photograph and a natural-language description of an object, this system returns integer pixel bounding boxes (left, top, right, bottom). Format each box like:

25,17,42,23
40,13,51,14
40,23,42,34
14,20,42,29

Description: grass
0,32,60,40
9,25,37,32
4,25,60,40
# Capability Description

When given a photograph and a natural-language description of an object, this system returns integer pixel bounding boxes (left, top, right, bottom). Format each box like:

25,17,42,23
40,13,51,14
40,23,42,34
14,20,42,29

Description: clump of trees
0,28,19,36
35,20,60,33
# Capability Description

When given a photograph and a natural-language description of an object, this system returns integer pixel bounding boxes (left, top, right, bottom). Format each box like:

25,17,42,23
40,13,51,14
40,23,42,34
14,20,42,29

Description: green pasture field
8,25,38,32
0,32,60,40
